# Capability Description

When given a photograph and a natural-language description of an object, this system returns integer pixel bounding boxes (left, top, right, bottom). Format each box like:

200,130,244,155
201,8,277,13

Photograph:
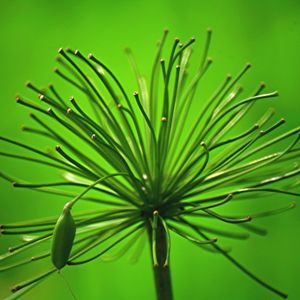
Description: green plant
0,29,299,299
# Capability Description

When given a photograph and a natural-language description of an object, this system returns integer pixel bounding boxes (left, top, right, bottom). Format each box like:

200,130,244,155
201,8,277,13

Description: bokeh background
1,0,300,299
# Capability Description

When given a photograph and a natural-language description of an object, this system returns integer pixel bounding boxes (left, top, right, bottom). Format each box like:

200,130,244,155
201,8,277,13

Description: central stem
147,221,174,300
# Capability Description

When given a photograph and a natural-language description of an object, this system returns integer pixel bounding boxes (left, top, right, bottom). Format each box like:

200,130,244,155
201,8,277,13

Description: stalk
148,222,174,300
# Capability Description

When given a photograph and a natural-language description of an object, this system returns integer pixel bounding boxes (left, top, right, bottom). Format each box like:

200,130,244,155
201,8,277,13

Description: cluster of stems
0,29,299,299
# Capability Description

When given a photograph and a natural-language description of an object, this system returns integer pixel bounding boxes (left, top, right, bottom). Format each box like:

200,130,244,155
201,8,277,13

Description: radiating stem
147,222,174,300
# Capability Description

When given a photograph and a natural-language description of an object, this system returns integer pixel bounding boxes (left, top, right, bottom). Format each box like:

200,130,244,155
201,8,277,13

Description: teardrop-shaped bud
51,203,76,270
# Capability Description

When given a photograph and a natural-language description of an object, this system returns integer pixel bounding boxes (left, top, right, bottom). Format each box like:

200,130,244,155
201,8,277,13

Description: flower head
0,29,299,299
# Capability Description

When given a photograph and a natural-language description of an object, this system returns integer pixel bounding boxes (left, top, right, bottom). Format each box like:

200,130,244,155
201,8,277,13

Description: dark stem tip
260,81,266,88
124,47,131,54
25,81,32,88
11,285,21,293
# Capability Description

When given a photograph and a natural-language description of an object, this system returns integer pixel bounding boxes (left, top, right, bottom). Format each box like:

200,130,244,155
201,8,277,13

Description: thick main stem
148,222,174,300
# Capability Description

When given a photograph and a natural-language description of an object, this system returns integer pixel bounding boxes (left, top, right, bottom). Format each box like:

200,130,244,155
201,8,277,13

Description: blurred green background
1,0,300,299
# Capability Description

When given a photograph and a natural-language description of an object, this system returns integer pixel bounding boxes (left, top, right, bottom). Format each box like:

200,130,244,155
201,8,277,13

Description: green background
0,0,300,299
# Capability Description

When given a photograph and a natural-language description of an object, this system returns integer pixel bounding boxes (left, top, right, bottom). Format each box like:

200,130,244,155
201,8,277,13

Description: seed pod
51,203,76,270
